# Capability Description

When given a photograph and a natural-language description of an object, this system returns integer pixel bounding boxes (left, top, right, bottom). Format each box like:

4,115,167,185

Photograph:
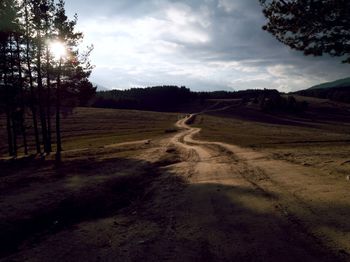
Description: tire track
169,113,350,260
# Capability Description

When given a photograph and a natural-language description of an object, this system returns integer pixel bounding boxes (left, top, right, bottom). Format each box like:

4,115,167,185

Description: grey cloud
65,0,349,91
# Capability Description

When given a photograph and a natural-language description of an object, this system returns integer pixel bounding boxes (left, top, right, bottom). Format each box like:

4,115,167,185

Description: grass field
193,96,350,179
0,107,179,157
194,113,350,149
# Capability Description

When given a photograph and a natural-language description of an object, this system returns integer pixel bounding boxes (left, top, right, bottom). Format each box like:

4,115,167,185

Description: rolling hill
308,77,350,90
295,77,350,103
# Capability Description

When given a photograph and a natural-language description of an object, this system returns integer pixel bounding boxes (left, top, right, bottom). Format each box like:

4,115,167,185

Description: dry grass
193,114,350,149
193,98,350,179
0,107,179,156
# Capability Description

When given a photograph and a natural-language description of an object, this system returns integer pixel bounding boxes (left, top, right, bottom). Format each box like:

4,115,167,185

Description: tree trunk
27,52,41,154
9,35,17,157
12,114,18,158
46,45,52,152
16,35,28,155
6,111,14,157
24,2,41,154
2,40,14,157
36,33,49,154
55,58,62,165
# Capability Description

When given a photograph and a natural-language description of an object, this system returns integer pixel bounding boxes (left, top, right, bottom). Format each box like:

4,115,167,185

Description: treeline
93,87,279,111
295,86,350,104
201,89,308,113
93,86,195,111
93,87,307,113
196,89,277,100
0,0,95,162
256,90,308,113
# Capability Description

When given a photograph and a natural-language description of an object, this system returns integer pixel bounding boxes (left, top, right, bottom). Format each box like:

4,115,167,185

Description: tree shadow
124,177,347,262
0,155,349,261
0,155,162,259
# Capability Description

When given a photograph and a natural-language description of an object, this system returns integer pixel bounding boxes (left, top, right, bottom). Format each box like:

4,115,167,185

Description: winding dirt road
157,114,350,261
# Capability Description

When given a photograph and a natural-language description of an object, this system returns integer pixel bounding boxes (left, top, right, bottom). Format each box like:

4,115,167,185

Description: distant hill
295,77,350,103
308,77,350,90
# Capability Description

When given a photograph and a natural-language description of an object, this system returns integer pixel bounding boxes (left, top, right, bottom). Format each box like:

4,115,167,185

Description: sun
49,41,67,60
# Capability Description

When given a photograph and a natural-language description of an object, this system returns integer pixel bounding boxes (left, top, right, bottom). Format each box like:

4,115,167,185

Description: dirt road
3,114,350,261
161,114,350,261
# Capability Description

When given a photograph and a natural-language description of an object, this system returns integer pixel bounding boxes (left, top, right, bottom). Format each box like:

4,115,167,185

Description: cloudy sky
65,0,349,92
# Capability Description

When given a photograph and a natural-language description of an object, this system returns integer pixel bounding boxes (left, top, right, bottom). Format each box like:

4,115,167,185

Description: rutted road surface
159,114,350,261
3,114,350,262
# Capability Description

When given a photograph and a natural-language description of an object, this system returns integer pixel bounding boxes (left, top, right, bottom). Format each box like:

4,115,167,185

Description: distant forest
93,86,194,111
92,86,308,113
295,86,350,104
92,86,270,111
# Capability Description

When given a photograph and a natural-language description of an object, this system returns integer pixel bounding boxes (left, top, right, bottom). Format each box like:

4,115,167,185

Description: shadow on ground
0,155,159,259
0,154,348,262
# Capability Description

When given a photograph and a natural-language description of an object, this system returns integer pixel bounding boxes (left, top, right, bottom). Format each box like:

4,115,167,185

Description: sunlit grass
0,107,178,156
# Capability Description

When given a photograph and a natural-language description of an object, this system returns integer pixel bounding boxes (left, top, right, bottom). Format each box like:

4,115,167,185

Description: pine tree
15,29,29,155
260,0,350,63
0,0,21,157
52,0,94,164
23,0,41,154
31,0,49,153
43,0,55,153
1,0,95,159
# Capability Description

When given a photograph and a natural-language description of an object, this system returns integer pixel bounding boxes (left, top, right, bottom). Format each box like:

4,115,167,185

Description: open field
60,108,178,151
0,107,178,157
2,97,350,261
194,96,350,180
0,107,181,259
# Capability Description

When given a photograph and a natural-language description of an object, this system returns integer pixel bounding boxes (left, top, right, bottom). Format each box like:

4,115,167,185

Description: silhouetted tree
260,0,350,63
77,79,97,106
0,0,94,160
15,28,29,155
31,0,50,153
0,0,22,156
53,0,94,164
43,0,55,152
23,0,41,154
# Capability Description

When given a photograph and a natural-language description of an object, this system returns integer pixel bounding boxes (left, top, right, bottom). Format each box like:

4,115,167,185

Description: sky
64,0,349,92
